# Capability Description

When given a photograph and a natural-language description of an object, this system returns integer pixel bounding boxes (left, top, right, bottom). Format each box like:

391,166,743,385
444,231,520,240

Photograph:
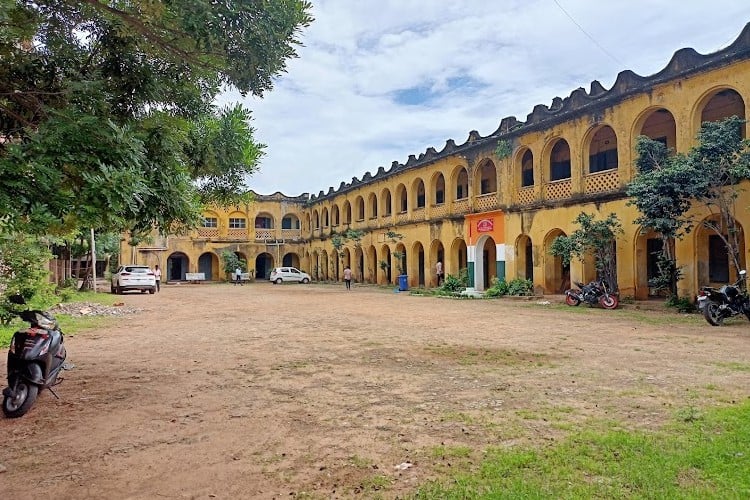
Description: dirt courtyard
1,283,749,499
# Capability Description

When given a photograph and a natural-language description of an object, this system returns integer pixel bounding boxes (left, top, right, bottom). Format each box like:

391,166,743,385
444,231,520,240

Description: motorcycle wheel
599,294,619,310
2,381,39,418
703,302,724,326
565,293,581,306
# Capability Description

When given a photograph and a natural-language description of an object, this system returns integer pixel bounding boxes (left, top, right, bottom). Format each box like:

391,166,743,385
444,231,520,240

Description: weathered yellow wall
124,31,750,298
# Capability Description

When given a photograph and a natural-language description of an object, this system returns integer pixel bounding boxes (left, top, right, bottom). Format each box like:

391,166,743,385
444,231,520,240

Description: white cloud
231,1,750,196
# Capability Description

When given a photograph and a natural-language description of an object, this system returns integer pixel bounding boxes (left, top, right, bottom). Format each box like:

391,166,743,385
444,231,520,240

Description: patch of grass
357,474,392,493
440,412,475,425
0,308,116,348
349,455,373,468
430,445,473,459
714,361,750,372
412,401,750,499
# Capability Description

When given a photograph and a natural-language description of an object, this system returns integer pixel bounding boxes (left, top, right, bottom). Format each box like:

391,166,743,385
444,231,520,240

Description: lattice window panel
517,187,536,205
227,228,248,238
431,204,448,219
585,169,619,194
475,193,499,212
452,199,470,214
281,229,301,240
197,228,219,238
397,212,409,224
411,207,425,221
255,228,273,240
545,179,572,201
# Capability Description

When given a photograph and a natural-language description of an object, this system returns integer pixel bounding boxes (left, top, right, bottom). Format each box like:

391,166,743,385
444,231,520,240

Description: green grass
0,290,121,347
412,401,750,499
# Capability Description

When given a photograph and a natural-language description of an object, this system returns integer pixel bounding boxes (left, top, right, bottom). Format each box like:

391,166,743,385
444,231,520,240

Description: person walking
154,264,161,292
235,266,243,286
343,266,352,290
436,260,444,286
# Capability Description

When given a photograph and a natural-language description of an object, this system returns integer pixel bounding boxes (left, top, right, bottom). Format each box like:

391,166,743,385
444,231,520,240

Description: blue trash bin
398,274,408,291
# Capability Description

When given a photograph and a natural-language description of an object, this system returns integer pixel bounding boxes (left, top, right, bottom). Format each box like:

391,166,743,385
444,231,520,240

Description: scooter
2,295,68,418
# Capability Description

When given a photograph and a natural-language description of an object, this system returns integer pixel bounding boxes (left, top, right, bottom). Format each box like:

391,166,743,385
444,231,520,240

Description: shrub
507,278,534,296
484,277,509,297
666,295,696,313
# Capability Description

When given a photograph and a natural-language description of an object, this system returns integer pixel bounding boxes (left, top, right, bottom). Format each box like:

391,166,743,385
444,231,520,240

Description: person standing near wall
436,261,444,286
154,264,162,292
343,266,352,290
235,266,243,286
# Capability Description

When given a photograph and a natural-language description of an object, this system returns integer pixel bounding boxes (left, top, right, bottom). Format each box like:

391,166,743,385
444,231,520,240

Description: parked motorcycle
564,279,619,309
696,270,750,326
2,295,68,418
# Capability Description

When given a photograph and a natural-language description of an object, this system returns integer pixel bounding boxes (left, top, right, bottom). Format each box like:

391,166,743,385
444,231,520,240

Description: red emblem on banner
477,219,494,232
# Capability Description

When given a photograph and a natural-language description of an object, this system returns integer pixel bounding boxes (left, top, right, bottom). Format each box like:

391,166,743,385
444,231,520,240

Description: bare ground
1,283,749,499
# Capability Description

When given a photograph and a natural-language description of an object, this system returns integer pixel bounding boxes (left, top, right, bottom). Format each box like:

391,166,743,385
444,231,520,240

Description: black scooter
2,295,68,418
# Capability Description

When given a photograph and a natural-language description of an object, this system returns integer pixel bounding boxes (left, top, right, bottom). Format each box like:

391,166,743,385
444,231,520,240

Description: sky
220,1,750,197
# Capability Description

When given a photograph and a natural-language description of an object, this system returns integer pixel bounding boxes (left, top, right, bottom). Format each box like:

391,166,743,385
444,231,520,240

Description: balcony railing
544,179,572,200
585,169,619,194
475,192,499,212
452,198,470,214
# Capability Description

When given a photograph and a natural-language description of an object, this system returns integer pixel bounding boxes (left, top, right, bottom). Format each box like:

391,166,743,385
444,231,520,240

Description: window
709,234,729,282
589,149,618,173
436,189,444,204
456,184,465,199
229,218,246,229
203,217,218,228
282,216,299,229
550,160,571,181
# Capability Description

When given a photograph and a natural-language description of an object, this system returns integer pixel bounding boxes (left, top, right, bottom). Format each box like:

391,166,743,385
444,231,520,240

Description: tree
686,116,750,277
0,233,55,324
626,137,695,297
550,212,623,292
0,1,313,236
221,251,245,280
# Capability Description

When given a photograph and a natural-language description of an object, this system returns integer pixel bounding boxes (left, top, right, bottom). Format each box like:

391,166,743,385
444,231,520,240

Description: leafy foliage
0,1,313,236
0,233,55,324
494,139,513,160
550,212,623,292
485,277,534,297
221,251,245,277
440,269,470,293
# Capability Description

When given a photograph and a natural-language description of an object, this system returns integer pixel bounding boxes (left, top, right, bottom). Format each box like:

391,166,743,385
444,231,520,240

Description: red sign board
477,218,494,232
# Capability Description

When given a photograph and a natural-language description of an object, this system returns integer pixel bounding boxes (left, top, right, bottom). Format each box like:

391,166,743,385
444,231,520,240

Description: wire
551,0,624,66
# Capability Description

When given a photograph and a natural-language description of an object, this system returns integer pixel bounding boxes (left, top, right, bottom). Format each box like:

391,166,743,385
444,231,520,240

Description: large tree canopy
0,0,312,235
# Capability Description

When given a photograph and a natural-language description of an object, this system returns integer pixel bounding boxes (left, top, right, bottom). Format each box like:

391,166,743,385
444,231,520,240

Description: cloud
231,1,750,196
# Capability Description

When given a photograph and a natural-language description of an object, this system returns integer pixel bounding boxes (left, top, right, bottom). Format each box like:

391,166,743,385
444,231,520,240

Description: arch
633,227,674,299
282,252,300,268
430,239,446,287
546,138,571,181
342,201,352,225
320,250,329,280
282,213,300,230
395,183,408,213
449,238,468,278
342,247,351,276
543,229,569,294
518,148,534,187
515,234,533,281
412,178,426,209
451,166,469,201
379,245,392,284
304,213,311,233
431,171,446,205
255,252,274,280
366,245,377,283
696,215,746,286
696,87,746,137
311,250,319,280
321,207,329,228
475,159,497,195
368,192,378,219
354,246,364,282
166,252,189,281
410,241,426,287
380,188,392,217
394,242,407,281
312,210,320,230
474,234,497,291
634,107,677,151
255,212,275,229
355,196,365,221
331,205,340,227
198,251,220,280
587,125,618,173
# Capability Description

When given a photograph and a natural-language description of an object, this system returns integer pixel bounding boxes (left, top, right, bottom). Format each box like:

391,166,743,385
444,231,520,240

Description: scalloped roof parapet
311,22,750,201
249,190,309,202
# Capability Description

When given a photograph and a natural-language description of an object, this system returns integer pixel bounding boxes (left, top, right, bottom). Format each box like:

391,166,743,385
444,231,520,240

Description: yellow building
124,23,750,299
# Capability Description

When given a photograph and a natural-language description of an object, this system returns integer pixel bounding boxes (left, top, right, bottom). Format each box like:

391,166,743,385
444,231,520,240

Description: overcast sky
220,1,750,197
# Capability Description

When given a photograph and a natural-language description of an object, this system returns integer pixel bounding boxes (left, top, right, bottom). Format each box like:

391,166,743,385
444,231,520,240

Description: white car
269,267,311,284
111,265,157,294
